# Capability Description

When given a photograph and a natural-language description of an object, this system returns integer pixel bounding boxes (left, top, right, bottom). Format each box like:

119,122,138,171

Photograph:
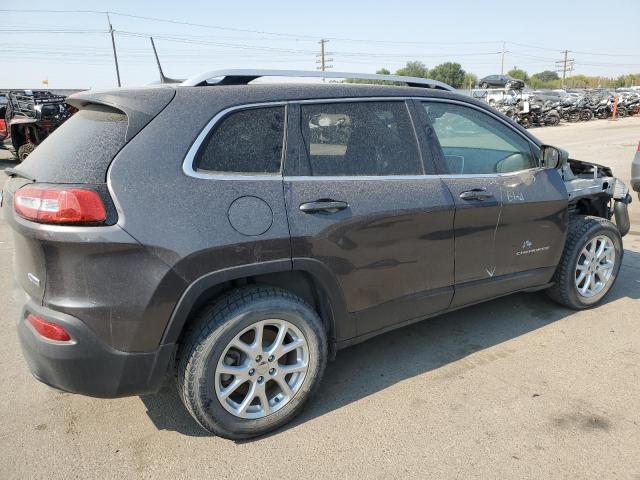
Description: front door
283,100,455,339
419,99,568,307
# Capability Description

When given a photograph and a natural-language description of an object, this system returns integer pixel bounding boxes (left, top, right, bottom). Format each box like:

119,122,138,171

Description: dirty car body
1,70,631,438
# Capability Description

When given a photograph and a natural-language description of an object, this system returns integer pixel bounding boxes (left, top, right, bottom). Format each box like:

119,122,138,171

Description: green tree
428,62,467,88
507,67,529,83
529,71,560,88
530,70,559,84
376,68,391,75
395,61,429,78
463,72,478,88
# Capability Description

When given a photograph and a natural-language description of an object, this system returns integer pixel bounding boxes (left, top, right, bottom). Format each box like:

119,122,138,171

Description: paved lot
1,118,639,479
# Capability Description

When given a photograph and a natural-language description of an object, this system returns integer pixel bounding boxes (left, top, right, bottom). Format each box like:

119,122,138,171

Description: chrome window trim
284,168,543,182
183,101,287,180
284,175,431,182
182,97,543,181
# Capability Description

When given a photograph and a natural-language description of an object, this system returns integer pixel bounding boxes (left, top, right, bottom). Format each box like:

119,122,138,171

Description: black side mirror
540,145,568,169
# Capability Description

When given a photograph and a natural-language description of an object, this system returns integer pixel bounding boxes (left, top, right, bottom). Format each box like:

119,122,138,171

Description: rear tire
480,82,489,88
546,216,622,309
176,286,327,439
17,143,35,161
580,109,593,121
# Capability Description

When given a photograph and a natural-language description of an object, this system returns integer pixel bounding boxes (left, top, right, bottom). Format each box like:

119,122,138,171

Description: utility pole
500,41,506,75
316,39,333,79
106,12,121,87
555,50,574,88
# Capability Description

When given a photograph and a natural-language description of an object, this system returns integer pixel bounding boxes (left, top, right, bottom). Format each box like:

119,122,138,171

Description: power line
2,8,635,56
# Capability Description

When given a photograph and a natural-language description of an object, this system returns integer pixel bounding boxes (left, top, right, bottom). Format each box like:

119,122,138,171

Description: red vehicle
3,90,75,161
0,94,7,140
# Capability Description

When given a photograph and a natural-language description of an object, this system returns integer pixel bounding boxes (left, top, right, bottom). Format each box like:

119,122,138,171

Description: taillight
14,185,106,225
27,314,71,342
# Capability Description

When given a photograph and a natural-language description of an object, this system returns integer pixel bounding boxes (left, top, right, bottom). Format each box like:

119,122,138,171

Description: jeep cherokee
1,70,632,439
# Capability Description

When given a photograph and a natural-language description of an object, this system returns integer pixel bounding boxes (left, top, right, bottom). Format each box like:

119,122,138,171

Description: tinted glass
423,102,536,174
299,101,421,176
196,106,285,173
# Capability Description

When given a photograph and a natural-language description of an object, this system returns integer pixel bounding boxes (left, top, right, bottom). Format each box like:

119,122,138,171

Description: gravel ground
1,117,639,479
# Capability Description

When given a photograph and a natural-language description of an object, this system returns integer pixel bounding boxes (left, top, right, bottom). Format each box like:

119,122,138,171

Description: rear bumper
18,299,176,398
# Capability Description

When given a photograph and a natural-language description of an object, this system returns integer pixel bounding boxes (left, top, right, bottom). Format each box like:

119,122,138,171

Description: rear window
195,106,285,174
16,105,127,184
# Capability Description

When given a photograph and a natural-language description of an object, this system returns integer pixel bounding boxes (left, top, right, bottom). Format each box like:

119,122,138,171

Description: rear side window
195,106,285,174
299,101,422,176
15,105,128,184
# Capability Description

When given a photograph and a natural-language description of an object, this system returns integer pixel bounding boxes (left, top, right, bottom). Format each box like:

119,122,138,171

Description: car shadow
139,248,640,439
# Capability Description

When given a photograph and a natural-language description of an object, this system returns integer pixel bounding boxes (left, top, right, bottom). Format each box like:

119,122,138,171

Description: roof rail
180,69,455,91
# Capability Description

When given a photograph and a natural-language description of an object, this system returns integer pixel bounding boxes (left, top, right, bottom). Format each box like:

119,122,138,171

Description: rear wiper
4,168,35,181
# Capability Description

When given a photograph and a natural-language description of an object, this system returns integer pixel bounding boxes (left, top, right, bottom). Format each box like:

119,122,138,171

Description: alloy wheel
575,235,615,298
215,319,309,419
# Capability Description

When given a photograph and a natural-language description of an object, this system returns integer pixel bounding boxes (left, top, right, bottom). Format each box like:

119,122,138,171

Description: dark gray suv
2,70,631,439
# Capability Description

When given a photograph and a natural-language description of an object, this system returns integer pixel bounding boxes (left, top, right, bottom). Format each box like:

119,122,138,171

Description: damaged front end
561,158,632,236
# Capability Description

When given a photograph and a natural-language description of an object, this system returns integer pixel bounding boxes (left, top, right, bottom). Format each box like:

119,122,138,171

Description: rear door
283,100,455,340
419,99,568,307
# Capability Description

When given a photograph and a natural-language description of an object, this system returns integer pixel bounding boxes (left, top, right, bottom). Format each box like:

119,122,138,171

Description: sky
1,0,638,89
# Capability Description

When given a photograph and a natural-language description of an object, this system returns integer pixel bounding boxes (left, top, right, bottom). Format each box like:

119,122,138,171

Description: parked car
632,141,640,199
478,74,525,90
2,69,631,440
3,90,75,161
471,88,521,106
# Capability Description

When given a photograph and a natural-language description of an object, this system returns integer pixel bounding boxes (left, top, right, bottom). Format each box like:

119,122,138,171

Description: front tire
176,286,327,439
546,216,622,309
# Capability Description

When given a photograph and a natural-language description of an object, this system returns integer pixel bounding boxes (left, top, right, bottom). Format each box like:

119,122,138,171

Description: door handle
299,200,348,214
459,188,493,201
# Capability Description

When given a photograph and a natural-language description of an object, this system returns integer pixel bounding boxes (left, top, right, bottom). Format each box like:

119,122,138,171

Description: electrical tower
316,39,333,77
555,50,574,88
500,42,510,75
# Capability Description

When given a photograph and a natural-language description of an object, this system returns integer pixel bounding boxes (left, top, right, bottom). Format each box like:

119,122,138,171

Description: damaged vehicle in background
632,141,640,199
1,69,632,440
2,90,75,161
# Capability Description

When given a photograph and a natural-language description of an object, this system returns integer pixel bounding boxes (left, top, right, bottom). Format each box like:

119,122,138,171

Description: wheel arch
161,259,351,358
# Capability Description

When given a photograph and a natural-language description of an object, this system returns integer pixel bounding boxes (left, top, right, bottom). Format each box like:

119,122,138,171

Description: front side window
299,101,422,176
423,102,536,174
195,106,285,173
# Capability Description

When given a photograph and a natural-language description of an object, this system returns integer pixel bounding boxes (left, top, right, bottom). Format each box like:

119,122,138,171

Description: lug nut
255,355,262,362
269,368,275,375
268,355,275,362
257,376,264,383
248,369,255,376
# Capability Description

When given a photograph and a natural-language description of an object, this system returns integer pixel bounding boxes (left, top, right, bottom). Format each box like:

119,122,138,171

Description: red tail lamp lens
14,185,106,224
27,314,71,342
